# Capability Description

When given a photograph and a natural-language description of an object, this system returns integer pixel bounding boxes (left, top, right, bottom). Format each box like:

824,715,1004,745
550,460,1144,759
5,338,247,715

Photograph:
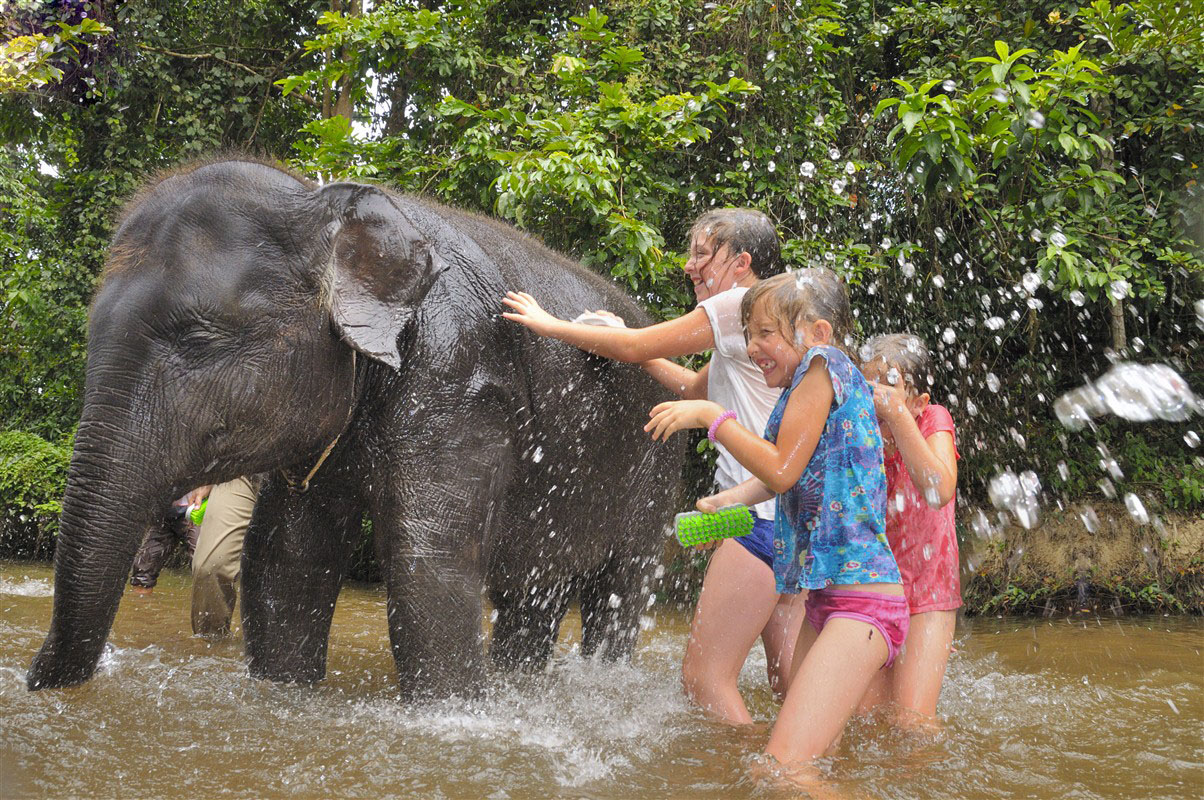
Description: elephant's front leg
242,474,364,683
374,418,512,700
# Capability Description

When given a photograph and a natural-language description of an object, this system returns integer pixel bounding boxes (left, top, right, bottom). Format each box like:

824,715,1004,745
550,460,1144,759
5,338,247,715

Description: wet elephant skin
26,158,683,697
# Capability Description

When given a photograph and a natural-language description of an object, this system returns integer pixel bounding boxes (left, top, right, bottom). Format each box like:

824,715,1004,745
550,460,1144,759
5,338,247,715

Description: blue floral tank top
765,345,898,593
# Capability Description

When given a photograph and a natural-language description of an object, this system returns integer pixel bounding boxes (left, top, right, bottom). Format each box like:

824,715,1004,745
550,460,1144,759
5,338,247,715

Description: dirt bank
961,503,1204,615
659,503,1204,615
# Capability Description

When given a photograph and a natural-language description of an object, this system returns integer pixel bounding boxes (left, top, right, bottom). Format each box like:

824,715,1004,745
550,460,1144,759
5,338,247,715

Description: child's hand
501,291,561,334
695,494,723,513
869,381,911,422
645,400,722,441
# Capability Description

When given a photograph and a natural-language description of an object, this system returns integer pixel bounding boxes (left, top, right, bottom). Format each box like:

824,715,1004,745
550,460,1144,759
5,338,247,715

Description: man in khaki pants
191,475,257,637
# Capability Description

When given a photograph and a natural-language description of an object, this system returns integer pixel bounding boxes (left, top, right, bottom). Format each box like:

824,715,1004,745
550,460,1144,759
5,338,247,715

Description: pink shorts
805,588,910,668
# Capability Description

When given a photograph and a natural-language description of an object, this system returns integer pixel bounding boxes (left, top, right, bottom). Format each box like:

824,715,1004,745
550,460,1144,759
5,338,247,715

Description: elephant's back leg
579,547,661,661
242,473,364,684
488,582,573,672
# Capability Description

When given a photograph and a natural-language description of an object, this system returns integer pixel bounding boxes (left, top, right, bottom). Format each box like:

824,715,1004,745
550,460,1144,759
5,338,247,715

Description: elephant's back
396,196,655,326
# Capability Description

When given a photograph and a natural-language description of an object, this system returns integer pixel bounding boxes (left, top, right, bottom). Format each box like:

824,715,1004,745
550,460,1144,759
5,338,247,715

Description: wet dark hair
861,333,934,394
688,208,783,278
740,269,855,357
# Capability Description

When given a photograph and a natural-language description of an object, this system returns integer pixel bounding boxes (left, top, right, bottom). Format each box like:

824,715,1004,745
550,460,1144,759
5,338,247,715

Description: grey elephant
27,157,682,695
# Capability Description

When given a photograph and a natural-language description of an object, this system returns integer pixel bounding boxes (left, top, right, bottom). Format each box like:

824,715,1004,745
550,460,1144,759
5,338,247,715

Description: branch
135,44,264,76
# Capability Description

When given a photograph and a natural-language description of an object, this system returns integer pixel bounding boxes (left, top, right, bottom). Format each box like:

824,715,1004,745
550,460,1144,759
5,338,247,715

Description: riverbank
660,503,1204,615
961,503,1204,615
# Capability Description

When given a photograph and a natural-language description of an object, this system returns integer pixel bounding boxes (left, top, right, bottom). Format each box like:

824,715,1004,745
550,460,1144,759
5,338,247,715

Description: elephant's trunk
27,418,175,690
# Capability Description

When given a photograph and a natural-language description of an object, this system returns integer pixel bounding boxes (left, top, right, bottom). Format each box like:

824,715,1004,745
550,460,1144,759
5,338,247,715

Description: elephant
27,157,683,696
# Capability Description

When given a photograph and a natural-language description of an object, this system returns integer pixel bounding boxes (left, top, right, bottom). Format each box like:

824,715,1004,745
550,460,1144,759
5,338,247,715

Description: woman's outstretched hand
645,400,723,442
501,291,561,335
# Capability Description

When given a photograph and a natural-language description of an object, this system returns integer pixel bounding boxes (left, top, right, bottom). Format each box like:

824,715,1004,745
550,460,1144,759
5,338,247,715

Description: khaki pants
191,476,256,636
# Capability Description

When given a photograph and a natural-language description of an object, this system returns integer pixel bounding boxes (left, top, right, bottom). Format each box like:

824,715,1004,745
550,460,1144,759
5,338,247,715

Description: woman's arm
501,292,714,362
870,383,957,507
646,359,833,494
641,359,709,399
696,476,774,512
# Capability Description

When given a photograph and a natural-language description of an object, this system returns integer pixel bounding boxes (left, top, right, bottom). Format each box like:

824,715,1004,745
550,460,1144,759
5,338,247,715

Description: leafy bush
0,430,70,558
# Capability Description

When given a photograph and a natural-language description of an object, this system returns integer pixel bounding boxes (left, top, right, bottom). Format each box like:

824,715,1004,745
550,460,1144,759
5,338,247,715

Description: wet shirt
765,346,898,593
885,404,962,613
697,287,780,520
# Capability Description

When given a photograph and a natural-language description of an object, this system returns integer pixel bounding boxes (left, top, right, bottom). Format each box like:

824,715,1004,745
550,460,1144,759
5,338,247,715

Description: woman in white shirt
502,209,802,724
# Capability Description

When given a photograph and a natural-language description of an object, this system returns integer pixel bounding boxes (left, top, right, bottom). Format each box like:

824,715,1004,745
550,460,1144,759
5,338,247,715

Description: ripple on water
2,562,1201,799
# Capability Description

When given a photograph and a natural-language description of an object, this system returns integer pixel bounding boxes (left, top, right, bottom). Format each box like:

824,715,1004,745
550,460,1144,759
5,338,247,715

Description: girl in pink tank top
859,334,961,727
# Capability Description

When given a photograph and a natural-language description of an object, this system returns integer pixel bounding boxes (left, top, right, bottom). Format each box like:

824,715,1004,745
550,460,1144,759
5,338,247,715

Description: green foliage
0,430,71,557
0,17,113,92
0,0,1201,565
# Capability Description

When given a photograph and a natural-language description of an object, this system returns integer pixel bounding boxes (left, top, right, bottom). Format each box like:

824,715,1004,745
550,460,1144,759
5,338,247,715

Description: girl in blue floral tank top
644,269,907,779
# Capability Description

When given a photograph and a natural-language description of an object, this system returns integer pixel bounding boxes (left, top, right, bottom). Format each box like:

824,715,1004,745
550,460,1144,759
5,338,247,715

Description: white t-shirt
697,286,781,520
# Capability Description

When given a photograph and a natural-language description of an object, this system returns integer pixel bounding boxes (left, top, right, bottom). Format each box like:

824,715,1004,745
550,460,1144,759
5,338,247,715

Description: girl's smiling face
745,301,803,388
683,233,739,302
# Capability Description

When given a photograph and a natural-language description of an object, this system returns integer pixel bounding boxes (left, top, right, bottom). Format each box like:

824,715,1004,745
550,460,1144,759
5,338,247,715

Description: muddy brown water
1,561,1200,799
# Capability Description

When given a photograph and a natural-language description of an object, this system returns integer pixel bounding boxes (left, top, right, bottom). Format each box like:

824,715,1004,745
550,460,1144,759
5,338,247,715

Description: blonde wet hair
739,268,856,358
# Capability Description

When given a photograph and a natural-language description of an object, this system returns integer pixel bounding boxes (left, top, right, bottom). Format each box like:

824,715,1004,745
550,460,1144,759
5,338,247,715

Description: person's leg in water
191,476,256,637
682,536,805,723
129,519,174,595
766,587,906,770
856,609,956,724
886,609,956,727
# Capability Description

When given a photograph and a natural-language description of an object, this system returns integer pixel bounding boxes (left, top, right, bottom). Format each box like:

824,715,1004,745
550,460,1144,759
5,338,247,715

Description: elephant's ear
319,183,447,370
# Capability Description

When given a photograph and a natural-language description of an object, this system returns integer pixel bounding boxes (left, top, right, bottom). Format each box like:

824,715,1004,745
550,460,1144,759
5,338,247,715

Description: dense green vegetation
2,2,1201,599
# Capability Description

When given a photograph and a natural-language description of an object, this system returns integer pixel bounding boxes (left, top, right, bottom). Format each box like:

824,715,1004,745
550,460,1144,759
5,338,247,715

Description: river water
1,561,1200,799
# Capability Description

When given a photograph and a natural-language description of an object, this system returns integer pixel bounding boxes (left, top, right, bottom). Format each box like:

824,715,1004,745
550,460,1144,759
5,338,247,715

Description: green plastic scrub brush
674,504,754,547
189,497,208,527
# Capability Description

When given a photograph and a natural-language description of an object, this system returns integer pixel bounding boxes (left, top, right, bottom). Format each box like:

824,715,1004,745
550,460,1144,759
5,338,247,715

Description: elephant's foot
27,636,103,690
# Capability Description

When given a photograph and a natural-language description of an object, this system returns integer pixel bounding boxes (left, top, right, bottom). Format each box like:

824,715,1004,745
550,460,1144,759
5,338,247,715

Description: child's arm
871,382,957,507
646,360,833,494
696,475,774,512
641,359,709,399
501,291,714,362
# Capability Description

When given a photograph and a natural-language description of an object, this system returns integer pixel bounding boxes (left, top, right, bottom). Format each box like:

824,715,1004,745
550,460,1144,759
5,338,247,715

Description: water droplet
799,161,816,177
766,49,776,61
1027,110,1046,128
932,274,945,288
1049,231,1067,248
1185,430,1200,448
1079,506,1100,533
942,327,956,344
992,88,1009,103
532,446,544,463
845,161,856,175
1069,290,1086,306
1124,493,1149,525
1021,272,1041,294
1057,461,1070,481
767,160,776,173
828,147,841,160
934,226,946,243
985,316,1005,331
1108,279,1130,302
832,178,847,194
986,373,1001,393
942,79,956,93
922,543,934,560
741,160,750,170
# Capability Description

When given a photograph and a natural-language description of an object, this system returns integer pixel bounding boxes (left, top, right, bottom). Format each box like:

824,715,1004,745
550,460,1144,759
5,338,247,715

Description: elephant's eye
174,323,224,349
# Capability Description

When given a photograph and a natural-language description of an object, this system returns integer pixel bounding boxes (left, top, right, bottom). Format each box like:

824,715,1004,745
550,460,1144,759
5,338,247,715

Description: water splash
1054,362,1199,431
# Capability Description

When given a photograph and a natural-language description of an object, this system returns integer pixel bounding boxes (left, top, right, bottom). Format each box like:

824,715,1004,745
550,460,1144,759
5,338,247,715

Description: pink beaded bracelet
707,410,737,443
